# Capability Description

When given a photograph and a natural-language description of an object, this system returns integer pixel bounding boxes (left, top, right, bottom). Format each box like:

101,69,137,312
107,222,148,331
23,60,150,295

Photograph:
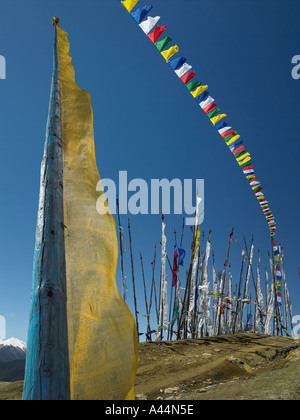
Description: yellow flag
191,85,208,98
238,155,252,166
121,0,139,13
161,45,179,61
211,114,227,125
226,134,241,146
236,152,250,162
191,227,201,261
57,26,138,400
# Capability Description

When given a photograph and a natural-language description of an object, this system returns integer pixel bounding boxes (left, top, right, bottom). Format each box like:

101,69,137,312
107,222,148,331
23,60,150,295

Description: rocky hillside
135,333,300,400
1,334,300,400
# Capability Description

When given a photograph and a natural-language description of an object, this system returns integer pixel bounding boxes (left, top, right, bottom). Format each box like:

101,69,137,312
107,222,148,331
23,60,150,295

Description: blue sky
0,0,300,341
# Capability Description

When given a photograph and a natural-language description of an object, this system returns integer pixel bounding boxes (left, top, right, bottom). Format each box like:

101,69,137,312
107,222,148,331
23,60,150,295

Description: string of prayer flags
120,1,283,315
208,292,277,318
120,1,277,239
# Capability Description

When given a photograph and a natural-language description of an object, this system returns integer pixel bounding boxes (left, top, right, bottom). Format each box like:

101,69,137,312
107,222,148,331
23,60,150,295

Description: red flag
148,24,167,43
221,129,236,138
203,102,218,114
180,71,195,85
172,250,178,287
232,146,246,156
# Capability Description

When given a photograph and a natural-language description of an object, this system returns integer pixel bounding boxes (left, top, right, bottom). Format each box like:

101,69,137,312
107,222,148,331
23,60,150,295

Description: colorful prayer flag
175,62,192,78
148,24,167,43
155,36,172,52
139,16,160,34
161,45,179,61
121,0,140,13
180,71,196,85
131,5,153,24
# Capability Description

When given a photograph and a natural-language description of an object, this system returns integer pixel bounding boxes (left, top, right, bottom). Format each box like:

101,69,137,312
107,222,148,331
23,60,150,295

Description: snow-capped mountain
0,338,27,363
0,338,26,382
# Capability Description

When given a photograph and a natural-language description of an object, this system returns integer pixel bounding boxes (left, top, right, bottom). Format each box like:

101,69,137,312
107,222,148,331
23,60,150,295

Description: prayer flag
23,20,138,401
148,24,167,43
121,0,139,13
161,45,179,61
131,5,153,24
139,16,160,34
180,71,196,85
155,36,172,52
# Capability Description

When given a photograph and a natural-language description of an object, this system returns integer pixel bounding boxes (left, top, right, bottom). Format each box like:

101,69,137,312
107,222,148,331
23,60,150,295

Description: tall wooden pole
140,252,151,341
167,229,177,340
148,244,158,342
150,244,158,324
180,217,185,247
116,196,126,302
233,250,246,333
222,228,234,295
217,227,234,335
128,218,139,340
23,21,70,400
177,230,197,339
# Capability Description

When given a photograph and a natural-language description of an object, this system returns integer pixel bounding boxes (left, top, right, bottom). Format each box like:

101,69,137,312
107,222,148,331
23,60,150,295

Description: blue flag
194,90,209,104
169,56,186,71
246,313,252,328
176,245,186,266
131,5,153,24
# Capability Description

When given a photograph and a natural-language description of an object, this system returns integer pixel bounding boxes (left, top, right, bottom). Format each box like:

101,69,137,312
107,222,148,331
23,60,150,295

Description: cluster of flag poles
119,0,284,317
117,209,294,342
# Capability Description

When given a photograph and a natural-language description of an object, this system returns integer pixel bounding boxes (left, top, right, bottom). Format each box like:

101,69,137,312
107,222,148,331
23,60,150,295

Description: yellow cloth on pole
57,26,138,401
191,227,201,261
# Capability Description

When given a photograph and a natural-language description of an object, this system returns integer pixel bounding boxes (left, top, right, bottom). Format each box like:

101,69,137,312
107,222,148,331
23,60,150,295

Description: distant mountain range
0,338,26,382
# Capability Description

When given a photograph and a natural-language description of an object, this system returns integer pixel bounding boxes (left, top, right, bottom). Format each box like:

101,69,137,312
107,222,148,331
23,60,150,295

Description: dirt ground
1,334,300,400
0,381,24,400
135,334,300,400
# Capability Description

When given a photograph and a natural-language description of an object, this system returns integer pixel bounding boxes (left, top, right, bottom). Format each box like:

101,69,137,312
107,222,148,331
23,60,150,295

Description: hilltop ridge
1,333,300,400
